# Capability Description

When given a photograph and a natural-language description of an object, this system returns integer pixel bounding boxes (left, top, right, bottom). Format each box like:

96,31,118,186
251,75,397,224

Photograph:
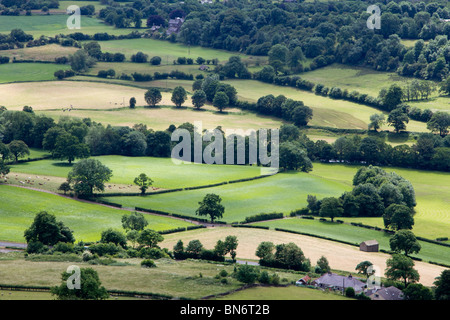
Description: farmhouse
360,240,379,252
167,17,185,35
312,273,366,293
368,286,404,300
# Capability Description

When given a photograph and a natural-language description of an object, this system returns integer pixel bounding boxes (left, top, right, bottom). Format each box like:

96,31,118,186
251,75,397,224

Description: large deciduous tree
67,159,112,197
195,193,225,223
145,88,162,107
385,254,420,287
24,211,75,246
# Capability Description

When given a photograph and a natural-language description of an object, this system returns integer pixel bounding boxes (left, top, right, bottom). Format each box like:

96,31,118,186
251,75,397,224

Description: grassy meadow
96,38,265,65
0,15,132,37
0,184,195,243
223,79,430,133
0,63,70,84
8,155,264,190
102,170,351,223
0,254,307,299
213,285,353,300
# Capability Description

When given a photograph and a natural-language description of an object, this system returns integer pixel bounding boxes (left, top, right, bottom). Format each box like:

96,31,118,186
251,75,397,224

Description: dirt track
160,227,446,287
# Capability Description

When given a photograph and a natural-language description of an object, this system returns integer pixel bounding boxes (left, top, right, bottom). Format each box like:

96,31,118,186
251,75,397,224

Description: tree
195,193,225,223
274,242,307,271
7,140,29,162
69,49,96,72
171,86,187,107
53,133,90,164
121,212,148,232
131,51,148,63
133,173,153,195
385,254,420,287
150,56,162,65
389,230,421,256
388,108,409,133
382,85,404,111
268,44,289,73
355,261,374,278
137,229,163,248
316,256,331,274
58,182,72,195
291,105,313,126
403,283,434,300
185,239,203,258
279,141,313,172
0,159,9,176
67,159,112,197
319,197,343,222
255,241,275,265
212,91,229,112
434,269,450,300
24,211,75,246
129,97,136,109
224,235,238,262
427,111,450,136
145,88,162,107
368,114,385,132
191,90,207,110
235,264,259,285
100,228,127,248
383,204,415,230
51,267,109,300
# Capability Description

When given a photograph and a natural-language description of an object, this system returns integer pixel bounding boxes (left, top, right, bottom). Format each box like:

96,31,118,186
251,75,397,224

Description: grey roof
361,240,379,246
370,286,404,300
313,273,365,291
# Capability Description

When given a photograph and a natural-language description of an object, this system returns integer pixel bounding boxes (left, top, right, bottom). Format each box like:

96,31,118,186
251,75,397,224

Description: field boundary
0,284,190,300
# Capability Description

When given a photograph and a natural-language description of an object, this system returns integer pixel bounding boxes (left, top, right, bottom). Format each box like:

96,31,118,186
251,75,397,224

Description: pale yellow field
160,227,446,287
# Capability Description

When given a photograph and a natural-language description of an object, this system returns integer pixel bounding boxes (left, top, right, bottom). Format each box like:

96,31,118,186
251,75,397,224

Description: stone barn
360,240,379,252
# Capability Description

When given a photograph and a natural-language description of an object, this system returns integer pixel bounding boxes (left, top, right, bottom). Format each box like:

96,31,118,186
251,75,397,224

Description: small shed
360,240,379,252
295,275,311,286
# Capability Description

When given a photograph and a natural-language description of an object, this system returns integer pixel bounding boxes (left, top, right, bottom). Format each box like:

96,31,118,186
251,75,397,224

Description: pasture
213,285,353,300
311,163,450,240
1,44,78,62
0,63,70,84
0,15,132,37
96,38,266,65
102,170,351,223
0,255,302,299
223,79,430,133
8,155,264,190
0,184,195,243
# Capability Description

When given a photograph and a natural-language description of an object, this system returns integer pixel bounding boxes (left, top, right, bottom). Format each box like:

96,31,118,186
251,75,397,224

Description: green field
0,184,194,243
0,254,305,299
0,63,70,83
0,15,132,37
223,79,429,133
311,163,450,240
9,155,264,190
1,44,78,62
96,38,265,65
102,170,351,223
214,285,352,300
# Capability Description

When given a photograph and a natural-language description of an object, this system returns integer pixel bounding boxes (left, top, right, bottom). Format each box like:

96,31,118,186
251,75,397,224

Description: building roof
361,240,379,246
369,286,404,300
313,273,366,291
